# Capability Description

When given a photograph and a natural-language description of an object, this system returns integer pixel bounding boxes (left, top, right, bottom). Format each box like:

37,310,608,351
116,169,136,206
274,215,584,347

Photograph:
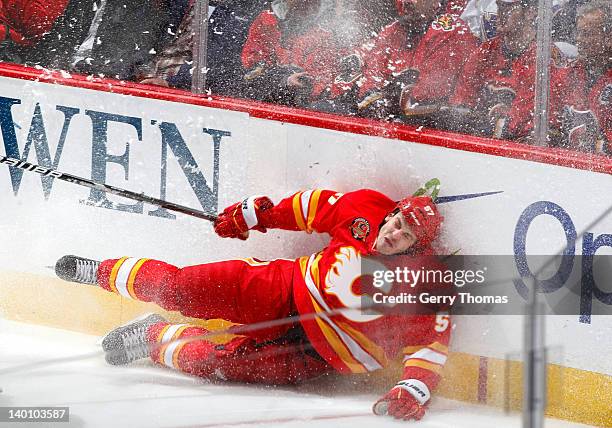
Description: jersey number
435,314,450,332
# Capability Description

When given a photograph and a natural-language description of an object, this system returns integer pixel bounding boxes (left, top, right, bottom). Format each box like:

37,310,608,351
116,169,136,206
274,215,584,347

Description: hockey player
321,0,478,122
56,190,449,421
443,0,587,142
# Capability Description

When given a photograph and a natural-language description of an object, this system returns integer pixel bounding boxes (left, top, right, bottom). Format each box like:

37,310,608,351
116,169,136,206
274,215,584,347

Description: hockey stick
412,178,504,205
0,156,217,222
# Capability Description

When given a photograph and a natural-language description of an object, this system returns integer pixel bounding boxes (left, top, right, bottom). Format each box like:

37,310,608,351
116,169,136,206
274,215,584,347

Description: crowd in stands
0,0,609,155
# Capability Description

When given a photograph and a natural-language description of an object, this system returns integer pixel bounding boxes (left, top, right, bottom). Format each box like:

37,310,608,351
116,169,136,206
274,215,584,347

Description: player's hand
372,379,430,420
214,197,274,240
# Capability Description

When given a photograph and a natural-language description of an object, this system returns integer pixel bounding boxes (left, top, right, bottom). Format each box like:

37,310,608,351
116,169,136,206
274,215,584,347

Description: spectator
459,0,574,43
208,0,269,96
138,0,268,96
320,0,478,122
241,0,341,107
0,0,69,62
459,0,498,41
563,0,611,154
136,0,195,90
443,0,586,142
24,0,170,81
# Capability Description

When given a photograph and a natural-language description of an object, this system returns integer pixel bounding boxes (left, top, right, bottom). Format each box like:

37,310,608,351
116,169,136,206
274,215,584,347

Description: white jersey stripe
160,324,188,368
304,254,332,311
403,348,448,365
317,310,383,371
300,190,313,225
163,339,182,368
114,257,140,299
160,324,187,343
303,254,383,372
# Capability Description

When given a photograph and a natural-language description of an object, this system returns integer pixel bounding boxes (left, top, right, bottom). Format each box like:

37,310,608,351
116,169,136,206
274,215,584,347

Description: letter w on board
0,96,231,218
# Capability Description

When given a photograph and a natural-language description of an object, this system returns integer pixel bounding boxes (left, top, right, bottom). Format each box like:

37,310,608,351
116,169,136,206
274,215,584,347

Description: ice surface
0,320,590,428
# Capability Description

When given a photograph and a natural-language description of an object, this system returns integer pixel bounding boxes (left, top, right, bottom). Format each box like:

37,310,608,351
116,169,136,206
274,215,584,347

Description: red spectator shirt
589,69,612,152
450,38,587,139
0,0,68,46
259,189,451,391
332,14,478,111
241,11,343,96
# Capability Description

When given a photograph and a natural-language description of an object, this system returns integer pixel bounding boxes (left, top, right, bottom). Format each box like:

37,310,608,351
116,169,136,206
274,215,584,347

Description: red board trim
1,62,610,175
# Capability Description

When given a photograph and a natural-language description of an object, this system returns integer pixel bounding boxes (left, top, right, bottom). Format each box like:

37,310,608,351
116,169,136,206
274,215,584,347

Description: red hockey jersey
241,11,343,97
0,0,68,46
331,14,478,112
450,38,587,139
259,189,451,390
589,69,612,152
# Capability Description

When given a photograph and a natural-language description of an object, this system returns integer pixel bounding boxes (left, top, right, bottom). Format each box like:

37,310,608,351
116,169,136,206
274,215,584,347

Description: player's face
577,11,610,66
374,212,418,255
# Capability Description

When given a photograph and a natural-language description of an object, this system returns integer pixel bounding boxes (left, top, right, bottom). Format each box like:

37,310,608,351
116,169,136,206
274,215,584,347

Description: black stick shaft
0,156,217,222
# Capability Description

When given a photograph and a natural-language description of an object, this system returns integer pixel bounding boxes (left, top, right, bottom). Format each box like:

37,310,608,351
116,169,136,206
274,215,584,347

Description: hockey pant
97,257,332,384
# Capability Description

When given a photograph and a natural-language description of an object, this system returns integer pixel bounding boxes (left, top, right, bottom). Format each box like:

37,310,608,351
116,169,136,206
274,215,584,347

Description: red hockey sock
97,257,183,311
147,322,249,377
146,322,332,385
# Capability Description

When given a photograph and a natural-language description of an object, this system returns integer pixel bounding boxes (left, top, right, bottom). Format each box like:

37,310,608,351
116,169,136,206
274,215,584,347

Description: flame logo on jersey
431,14,459,32
350,217,370,241
325,246,361,296
324,246,383,322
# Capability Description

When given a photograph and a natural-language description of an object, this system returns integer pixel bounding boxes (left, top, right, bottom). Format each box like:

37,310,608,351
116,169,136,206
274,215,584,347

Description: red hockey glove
373,379,430,420
214,196,274,240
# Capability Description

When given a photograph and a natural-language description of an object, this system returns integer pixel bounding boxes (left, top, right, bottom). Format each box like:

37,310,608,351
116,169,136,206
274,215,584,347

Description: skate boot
102,313,167,365
55,255,100,285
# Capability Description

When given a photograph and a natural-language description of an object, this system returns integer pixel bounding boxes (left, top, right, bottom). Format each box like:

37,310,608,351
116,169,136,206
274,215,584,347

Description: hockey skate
55,255,101,285
102,313,167,365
